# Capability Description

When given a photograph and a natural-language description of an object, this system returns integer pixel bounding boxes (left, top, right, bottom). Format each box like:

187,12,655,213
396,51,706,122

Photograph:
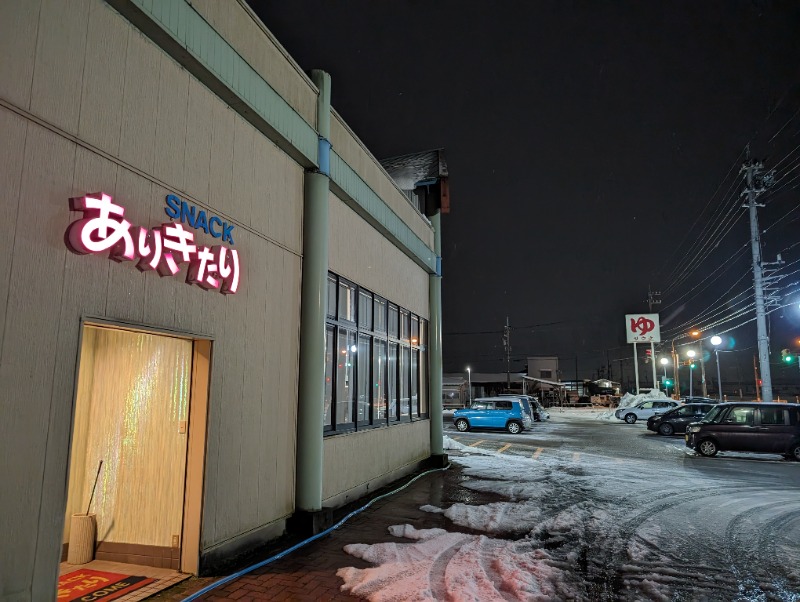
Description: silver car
615,399,679,424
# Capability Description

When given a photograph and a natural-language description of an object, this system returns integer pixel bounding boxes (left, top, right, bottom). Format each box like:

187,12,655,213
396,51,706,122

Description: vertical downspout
295,70,331,516
428,213,446,463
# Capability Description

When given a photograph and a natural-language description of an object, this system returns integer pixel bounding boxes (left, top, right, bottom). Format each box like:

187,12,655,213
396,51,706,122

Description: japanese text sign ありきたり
65,192,240,294
625,313,660,343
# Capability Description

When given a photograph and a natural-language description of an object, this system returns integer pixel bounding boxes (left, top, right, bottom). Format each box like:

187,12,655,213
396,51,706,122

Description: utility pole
646,285,662,313
742,152,775,402
502,317,511,389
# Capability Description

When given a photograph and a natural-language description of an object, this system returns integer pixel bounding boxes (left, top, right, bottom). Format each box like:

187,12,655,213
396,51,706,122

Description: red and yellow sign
57,569,154,602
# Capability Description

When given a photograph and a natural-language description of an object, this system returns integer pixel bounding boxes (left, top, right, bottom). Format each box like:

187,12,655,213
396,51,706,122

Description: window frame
323,272,430,435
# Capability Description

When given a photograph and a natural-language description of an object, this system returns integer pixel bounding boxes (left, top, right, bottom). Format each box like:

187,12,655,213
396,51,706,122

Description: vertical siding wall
0,1,303,598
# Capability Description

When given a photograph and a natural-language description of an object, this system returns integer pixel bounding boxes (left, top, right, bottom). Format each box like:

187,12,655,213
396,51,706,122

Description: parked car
498,394,550,421
685,402,800,459
453,397,533,434
680,396,716,404
647,403,717,435
614,399,680,424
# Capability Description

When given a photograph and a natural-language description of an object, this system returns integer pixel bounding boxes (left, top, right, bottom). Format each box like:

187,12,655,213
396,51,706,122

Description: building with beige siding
0,1,447,598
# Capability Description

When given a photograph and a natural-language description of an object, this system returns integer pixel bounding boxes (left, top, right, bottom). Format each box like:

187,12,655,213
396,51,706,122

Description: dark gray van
685,402,800,459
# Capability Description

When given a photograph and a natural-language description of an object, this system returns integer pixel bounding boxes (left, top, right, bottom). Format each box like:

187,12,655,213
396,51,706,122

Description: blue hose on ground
182,463,451,601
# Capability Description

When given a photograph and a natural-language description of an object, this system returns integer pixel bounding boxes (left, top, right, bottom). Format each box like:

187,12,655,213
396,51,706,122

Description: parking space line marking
532,447,543,459
468,440,485,447
497,444,511,453
572,452,581,462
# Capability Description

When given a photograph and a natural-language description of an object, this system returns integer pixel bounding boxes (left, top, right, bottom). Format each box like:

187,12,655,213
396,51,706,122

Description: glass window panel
388,342,398,421
358,290,372,330
420,349,428,416
760,407,784,425
388,304,399,338
338,281,356,322
374,297,387,333
324,325,335,429
411,315,420,346
400,309,410,342
357,334,371,424
411,349,419,417
400,345,411,419
326,274,337,318
373,339,387,422
336,329,356,427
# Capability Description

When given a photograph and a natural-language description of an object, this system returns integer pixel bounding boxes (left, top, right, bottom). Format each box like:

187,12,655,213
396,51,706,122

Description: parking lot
441,407,800,599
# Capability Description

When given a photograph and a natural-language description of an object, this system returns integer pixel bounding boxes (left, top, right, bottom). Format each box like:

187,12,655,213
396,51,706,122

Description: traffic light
782,348,793,363
664,378,672,387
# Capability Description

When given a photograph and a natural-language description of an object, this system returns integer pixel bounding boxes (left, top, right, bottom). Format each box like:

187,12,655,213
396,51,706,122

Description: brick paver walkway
151,463,500,601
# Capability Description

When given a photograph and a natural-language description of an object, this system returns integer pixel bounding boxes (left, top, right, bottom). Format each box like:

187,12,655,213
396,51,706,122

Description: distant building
527,356,560,381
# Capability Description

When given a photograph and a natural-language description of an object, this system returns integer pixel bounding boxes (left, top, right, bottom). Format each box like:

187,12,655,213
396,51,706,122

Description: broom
85,460,103,516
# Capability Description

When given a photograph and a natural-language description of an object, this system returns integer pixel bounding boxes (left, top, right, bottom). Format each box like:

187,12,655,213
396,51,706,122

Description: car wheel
624,413,637,424
455,419,470,432
697,439,718,457
658,423,674,436
506,421,522,434
788,442,800,461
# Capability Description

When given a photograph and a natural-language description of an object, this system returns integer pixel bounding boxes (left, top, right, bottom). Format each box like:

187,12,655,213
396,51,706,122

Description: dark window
324,325,335,429
388,342,398,421
400,346,411,420
760,407,785,425
326,275,337,318
411,348,419,416
357,334,371,425
496,400,513,410
374,296,387,333
336,329,356,428
373,339,387,422
338,280,357,322
540,370,552,379
358,290,372,330
323,272,429,433
388,304,399,338
400,309,410,342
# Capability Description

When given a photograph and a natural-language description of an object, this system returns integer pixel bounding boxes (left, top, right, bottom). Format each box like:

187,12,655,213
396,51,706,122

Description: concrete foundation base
287,508,335,537
427,453,449,469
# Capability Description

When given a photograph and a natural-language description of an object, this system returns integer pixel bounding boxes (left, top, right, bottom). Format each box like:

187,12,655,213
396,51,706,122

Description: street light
466,366,472,405
659,357,669,393
710,336,723,402
686,350,696,397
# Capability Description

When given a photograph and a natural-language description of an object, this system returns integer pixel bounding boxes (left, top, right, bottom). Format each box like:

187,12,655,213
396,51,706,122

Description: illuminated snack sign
66,192,240,294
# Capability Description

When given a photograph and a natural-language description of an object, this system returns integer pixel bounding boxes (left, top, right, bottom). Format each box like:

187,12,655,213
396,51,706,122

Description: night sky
249,1,800,386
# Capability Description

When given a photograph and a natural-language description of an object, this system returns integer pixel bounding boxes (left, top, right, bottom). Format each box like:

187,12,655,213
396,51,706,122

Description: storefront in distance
0,0,447,598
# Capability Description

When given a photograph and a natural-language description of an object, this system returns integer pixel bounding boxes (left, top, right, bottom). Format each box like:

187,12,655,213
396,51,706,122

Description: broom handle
85,460,103,516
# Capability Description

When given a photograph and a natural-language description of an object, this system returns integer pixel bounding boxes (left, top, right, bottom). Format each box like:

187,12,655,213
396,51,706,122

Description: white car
614,400,679,424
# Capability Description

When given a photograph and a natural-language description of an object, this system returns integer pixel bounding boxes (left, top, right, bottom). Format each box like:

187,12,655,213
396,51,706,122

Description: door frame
67,317,212,575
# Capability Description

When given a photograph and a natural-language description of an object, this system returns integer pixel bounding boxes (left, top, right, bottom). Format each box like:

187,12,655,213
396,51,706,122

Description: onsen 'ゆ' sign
66,192,240,294
625,313,660,343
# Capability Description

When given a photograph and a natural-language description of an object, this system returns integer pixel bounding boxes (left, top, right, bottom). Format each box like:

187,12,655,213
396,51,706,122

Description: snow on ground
338,412,800,601
336,525,576,602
